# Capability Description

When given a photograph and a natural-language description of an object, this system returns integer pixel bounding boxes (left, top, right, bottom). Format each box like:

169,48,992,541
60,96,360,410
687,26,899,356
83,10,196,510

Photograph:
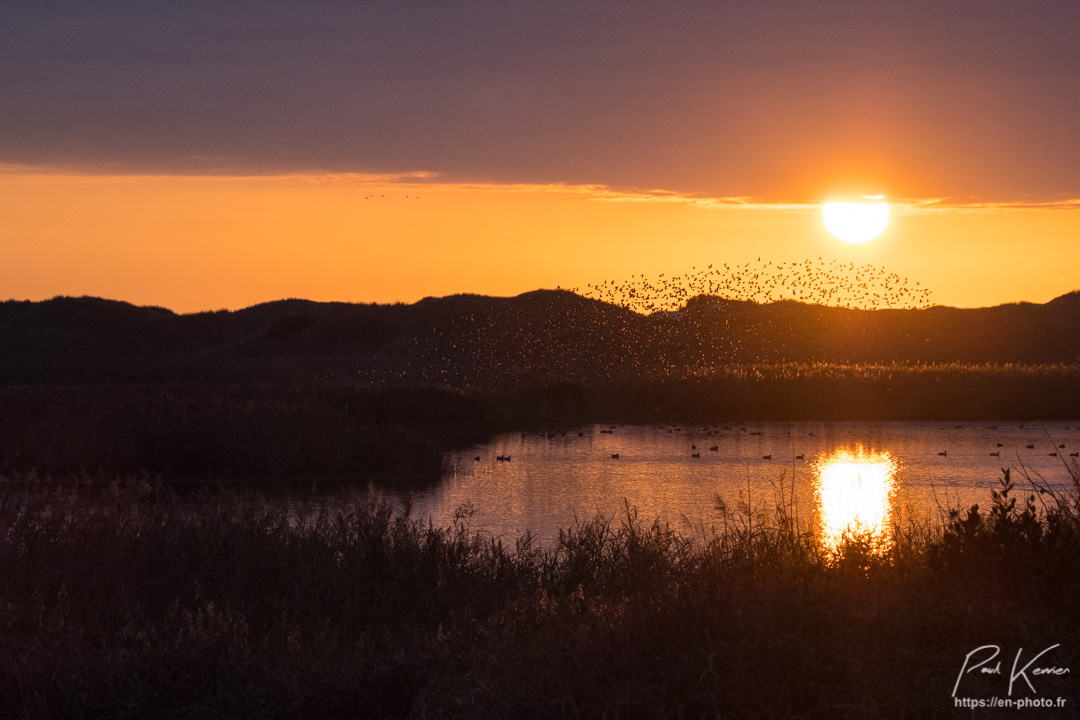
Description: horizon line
5,287,1077,317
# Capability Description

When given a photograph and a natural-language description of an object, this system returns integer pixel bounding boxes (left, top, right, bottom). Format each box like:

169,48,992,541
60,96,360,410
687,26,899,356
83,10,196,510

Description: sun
822,196,891,244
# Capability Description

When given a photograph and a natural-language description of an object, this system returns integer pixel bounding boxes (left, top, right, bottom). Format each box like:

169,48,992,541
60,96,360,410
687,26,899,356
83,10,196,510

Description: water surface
299,421,1080,546
428,421,1079,544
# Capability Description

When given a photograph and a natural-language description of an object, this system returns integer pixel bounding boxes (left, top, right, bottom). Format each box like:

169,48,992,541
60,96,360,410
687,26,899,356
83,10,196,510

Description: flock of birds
574,258,934,315
470,425,1080,464
475,424,773,463
985,442,1078,458
381,258,936,385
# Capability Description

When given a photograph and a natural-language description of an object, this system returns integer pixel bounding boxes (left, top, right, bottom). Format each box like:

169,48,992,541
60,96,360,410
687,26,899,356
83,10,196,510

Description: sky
2,1,1078,312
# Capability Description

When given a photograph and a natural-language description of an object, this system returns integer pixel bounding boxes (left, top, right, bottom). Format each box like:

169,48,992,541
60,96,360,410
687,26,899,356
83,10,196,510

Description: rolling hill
2,290,1080,385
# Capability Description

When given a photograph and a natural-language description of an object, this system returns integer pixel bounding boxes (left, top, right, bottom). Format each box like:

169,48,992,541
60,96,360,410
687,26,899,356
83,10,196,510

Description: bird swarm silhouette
400,259,934,386
574,258,933,315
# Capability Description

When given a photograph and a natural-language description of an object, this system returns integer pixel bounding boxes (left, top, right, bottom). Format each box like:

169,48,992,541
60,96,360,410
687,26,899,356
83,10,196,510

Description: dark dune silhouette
3,290,1080,385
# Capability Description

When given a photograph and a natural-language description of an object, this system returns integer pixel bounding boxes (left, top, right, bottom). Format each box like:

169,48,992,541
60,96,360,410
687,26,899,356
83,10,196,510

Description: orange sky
3,3,1078,312
2,168,1077,312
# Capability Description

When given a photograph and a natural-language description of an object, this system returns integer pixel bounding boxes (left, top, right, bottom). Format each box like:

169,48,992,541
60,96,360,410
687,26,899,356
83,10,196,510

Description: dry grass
2,465,1079,718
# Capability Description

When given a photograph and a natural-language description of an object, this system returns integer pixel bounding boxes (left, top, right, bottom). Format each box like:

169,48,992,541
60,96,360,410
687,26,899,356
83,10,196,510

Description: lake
309,421,1080,546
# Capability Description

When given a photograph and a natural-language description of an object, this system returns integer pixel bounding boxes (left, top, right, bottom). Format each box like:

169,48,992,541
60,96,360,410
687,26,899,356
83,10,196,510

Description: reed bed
3,368,1080,483
0,384,447,481
2,466,1078,718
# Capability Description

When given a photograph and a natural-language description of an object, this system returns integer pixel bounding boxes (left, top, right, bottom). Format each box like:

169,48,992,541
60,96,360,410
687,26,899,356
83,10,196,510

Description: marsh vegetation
2,466,1078,718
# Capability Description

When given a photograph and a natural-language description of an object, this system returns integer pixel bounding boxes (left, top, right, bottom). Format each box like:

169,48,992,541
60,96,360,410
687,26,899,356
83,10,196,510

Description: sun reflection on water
814,448,898,552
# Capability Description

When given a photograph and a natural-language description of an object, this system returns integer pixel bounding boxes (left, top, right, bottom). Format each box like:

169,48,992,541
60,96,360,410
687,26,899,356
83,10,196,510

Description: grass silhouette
1,466,1078,717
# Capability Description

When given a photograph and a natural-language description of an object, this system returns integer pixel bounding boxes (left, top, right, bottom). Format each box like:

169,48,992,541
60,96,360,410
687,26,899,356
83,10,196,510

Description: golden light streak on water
814,447,898,552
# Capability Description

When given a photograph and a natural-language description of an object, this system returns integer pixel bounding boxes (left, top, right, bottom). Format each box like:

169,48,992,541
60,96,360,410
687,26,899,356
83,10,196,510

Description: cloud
899,197,1080,212
4,160,1077,212
5,2,1079,202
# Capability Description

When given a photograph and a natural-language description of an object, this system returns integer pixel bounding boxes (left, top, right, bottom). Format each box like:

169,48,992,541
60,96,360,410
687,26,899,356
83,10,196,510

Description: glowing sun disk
822,197,891,244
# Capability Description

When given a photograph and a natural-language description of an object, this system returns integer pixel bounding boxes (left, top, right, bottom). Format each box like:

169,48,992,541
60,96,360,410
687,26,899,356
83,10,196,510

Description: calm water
307,421,1080,546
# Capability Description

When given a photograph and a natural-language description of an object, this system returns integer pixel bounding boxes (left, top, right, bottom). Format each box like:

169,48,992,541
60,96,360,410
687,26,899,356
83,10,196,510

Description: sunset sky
2,1,1078,312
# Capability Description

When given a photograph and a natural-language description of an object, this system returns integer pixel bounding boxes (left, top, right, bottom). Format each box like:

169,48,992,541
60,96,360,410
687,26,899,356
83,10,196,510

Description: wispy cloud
898,197,1080,211
2,163,1076,211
